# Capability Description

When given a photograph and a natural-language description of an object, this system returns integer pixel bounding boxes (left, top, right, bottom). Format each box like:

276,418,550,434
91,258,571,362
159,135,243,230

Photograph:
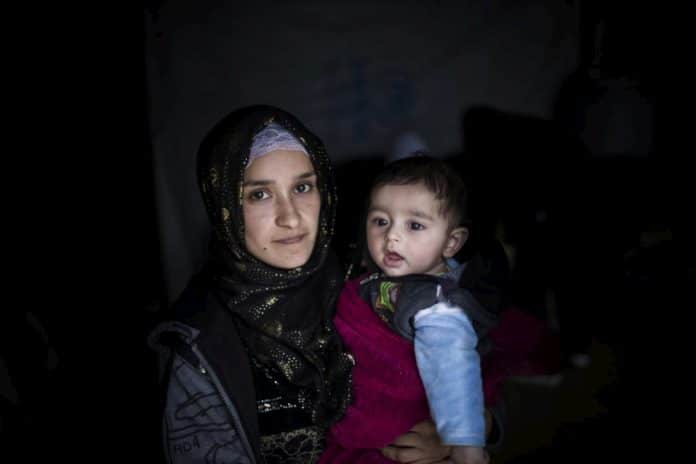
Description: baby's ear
443,226,469,258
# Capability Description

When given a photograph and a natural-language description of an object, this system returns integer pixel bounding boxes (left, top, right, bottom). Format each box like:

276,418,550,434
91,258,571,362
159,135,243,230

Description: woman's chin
268,252,312,270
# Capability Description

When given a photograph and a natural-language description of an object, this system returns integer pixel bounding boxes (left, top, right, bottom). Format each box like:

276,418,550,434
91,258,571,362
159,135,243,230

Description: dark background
3,1,674,462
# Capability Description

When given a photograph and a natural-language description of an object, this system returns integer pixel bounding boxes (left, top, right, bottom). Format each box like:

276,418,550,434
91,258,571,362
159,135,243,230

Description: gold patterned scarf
197,105,352,426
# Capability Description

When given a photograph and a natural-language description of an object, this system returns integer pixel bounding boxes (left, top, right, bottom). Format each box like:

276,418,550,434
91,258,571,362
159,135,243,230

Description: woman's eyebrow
243,179,273,187
244,171,316,187
295,171,316,180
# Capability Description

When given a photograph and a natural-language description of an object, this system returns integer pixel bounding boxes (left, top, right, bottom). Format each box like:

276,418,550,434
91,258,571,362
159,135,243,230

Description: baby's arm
413,300,485,448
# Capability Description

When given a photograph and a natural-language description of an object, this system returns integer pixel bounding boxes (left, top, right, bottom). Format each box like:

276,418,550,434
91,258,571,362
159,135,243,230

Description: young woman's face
242,150,320,269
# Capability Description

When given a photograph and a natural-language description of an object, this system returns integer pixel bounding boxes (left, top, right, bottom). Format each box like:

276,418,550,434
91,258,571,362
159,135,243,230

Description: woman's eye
410,222,424,231
295,182,313,194
248,190,270,201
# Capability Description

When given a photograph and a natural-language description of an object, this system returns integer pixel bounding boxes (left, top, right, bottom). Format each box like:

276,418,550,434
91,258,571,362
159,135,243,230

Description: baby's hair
370,155,469,227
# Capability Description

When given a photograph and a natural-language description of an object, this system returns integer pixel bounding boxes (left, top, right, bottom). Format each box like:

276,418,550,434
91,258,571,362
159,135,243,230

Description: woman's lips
274,234,306,245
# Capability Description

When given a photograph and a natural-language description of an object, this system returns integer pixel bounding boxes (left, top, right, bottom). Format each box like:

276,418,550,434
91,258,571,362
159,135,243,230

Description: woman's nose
275,196,300,228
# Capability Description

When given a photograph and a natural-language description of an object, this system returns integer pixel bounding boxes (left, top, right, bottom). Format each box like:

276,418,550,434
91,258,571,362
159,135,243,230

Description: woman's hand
381,409,495,463
380,420,452,464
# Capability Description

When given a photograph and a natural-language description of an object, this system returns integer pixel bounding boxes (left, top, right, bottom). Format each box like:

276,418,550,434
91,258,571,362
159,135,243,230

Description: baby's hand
450,445,489,464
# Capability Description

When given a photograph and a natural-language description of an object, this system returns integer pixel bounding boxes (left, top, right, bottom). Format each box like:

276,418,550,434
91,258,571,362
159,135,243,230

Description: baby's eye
409,222,425,231
248,190,270,201
295,182,314,194
371,217,388,227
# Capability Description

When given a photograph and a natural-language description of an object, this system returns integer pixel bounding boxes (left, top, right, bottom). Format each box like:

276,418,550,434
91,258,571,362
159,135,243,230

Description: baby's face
366,182,453,277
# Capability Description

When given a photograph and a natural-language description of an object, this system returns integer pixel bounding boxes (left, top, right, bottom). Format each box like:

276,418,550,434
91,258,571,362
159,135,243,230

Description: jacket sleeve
160,349,253,464
413,302,485,447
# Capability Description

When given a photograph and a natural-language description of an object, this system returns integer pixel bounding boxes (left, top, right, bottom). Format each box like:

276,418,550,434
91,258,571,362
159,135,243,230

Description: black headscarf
197,105,352,426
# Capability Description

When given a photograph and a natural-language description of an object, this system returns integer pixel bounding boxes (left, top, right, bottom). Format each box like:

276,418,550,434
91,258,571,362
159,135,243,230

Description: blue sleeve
413,302,485,446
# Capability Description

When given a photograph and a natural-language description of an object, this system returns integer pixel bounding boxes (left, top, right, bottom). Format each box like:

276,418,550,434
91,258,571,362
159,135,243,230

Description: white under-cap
247,122,309,168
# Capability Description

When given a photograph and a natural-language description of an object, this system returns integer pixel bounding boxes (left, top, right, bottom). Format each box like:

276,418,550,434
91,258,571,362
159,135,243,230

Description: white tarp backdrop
145,0,579,303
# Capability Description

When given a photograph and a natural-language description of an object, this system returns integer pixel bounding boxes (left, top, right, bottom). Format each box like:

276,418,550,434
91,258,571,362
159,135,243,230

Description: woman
149,105,451,464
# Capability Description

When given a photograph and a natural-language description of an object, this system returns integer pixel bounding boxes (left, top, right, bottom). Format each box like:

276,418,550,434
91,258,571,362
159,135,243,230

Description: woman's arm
161,350,253,463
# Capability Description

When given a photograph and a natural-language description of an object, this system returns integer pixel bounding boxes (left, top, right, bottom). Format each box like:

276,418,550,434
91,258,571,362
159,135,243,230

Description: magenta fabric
319,277,430,463
319,278,560,463
484,305,562,400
